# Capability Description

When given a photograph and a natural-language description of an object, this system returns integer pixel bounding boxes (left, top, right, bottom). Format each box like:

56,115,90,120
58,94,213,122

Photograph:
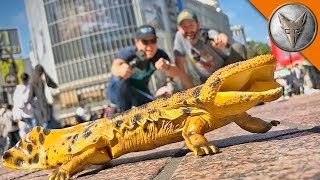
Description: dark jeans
106,76,154,112
8,130,20,148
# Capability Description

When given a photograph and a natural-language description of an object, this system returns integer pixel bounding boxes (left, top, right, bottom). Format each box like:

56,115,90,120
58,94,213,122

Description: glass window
91,35,98,55
48,26,54,44
57,44,63,63
52,46,58,63
64,66,70,83
65,43,71,61
82,61,88,78
51,25,56,44
76,39,84,58
68,42,74,60
60,44,66,63
44,4,51,23
72,41,79,59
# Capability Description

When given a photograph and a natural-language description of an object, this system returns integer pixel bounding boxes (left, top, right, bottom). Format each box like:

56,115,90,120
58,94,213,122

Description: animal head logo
278,12,307,48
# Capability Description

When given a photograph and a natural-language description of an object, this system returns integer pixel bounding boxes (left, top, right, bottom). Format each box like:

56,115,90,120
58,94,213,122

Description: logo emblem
269,3,317,52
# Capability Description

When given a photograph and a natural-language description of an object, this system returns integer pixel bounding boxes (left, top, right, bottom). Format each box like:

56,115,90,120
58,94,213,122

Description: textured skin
2,55,283,180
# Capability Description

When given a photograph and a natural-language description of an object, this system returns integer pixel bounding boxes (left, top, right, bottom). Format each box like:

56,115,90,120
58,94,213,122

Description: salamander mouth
215,61,283,105
219,62,282,93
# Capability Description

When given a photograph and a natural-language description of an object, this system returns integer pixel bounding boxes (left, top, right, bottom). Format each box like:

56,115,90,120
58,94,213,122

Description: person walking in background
103,104,117,118
12,72,34,137
28,65,58,128
0,103,9,154
291,63,305,95
106,25,182,112
2,104,20,148
75,102,90,124
173,9,247,88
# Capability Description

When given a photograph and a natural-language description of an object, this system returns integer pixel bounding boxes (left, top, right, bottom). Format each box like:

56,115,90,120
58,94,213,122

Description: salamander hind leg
182,116,220,156
234,112,280,133
48,148,111,180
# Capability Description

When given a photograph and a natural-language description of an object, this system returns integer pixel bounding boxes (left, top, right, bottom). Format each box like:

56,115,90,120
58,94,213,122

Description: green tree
246,40,271,58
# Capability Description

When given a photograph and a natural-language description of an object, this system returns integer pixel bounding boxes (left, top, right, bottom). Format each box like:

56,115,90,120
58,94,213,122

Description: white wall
24,0,58,83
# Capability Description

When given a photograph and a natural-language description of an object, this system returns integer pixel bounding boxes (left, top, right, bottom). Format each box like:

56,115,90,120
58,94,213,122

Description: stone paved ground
1,93,319,180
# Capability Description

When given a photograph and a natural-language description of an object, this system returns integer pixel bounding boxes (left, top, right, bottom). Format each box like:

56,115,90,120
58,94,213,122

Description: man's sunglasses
141,38,157,45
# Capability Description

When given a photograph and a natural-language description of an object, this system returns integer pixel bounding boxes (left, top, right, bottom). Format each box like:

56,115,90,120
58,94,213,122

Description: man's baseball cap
177,9,198,25
135,25,157,39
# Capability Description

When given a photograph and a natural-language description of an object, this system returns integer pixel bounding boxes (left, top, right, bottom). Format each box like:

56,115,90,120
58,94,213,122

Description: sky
219,0,269,43
0,0,269,58
0,0,29,58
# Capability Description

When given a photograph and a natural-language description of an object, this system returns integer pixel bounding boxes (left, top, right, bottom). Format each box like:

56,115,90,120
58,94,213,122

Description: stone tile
171,132,320,180
1,93,318,179
248,93,320,126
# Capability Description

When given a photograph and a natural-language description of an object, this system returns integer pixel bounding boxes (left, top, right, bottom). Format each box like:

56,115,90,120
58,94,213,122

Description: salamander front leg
48,148,111,180
182,116,220,156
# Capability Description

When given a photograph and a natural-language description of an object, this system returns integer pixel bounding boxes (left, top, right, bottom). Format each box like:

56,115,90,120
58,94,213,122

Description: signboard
0,29,22,55
0,58,25,83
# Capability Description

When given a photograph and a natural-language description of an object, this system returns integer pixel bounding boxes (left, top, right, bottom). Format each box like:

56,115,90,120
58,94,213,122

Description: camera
199,28,214,44
128,50,146,69
199,28,230,48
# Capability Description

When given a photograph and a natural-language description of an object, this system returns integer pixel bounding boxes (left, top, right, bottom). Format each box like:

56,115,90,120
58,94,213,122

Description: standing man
106,25,181,112
28,65,58,128
12,72,34,137
174,9,247,88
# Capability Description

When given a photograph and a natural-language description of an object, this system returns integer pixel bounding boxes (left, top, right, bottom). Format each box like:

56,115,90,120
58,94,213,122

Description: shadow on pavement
78,126,320,178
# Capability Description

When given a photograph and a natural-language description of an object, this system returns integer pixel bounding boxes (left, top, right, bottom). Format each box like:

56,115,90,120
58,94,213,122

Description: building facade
24,0,180,124
24,0,234,124
231,25,247,45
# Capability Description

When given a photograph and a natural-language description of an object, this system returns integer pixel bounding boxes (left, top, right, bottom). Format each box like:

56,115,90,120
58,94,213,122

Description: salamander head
2,126,49,169
201,54,283,115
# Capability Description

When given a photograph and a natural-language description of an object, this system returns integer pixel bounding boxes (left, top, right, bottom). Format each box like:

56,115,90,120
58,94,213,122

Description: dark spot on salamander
187,131,195,136
138,103,148,109
28,158,32,164
192,86,202,98
210,77,221,87
57,162,63,166
72,134,79,144
183,100,188,106
46,155,48,160
115,120,123,127
15,157,24,166
67,136,72,140
68,147,72,153
27,144,33,152
132,114,142,125
83,129,92,138
148,108,157,114
182,107,191,115
33,153,39,163
195,98,203,104
31,139,37,145
230,62,240,68
245,94,252,101
43,129,51,136
36,126,41,132
39,133,45,145
3,152,12,159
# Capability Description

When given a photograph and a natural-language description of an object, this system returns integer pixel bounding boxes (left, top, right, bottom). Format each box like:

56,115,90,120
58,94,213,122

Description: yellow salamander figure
2,54,283,180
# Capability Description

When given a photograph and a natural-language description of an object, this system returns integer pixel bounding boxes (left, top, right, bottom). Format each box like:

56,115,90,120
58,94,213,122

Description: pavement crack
153,145,187,180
